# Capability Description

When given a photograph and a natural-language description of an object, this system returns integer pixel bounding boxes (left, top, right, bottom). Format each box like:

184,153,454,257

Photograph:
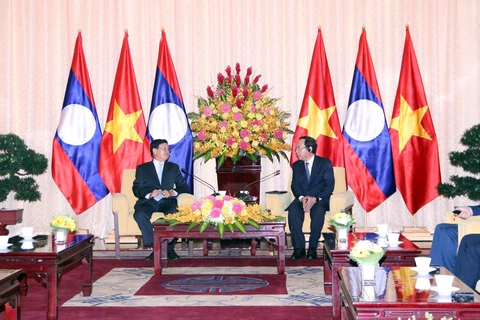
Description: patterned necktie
305,162,310,182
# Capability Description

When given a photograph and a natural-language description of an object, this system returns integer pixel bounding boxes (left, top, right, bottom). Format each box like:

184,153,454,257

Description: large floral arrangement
188,63,293,167
50,215,76,232
329,212,355,228
164,195,283,236
349,240,386,265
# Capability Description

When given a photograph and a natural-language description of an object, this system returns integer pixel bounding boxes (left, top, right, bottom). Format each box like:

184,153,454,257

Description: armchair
111,169,194,258
443,211,480,249
265,166,355,243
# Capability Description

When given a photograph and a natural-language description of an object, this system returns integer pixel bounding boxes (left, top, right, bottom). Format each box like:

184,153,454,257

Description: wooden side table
0,269,23,320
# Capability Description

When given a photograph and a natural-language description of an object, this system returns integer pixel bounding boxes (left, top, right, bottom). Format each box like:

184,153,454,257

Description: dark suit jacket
289,155,335,209
132,161,190,205
471,205,480,216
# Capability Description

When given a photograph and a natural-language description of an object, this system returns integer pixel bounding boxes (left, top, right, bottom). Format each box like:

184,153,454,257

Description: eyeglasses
295,146,307,151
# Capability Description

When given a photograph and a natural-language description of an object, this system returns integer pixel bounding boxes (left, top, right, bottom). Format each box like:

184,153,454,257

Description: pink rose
259,133,267,143
192,201,202,211
235,74,241,86
274,129,283,139
253,119,262,126
217,73,224,84
220,104,231,113
232,202,244,214
224,195,235,201
213,199,224,209
232,87,239,97
253,91,261,101
210,208,222,218
233,112,243,121
250,104,257,112
203,107,213,116
261,84,268,93
226,137,235,146
198,130,207,141
253,74,261,84
225,66,231,76
240,129,250,138
239,141,249,150
235,63,241,74
206,86,214,98
235,99,244,108
205,195,216,201
220,121,228,128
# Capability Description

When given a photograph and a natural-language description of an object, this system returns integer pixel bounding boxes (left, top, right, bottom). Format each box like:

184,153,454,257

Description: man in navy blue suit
133,139,190,260
287,136,335,260
455,233,480,290
430,205,480,273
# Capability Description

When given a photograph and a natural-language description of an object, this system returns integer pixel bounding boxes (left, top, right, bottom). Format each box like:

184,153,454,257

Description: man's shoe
145,252,154,261
168,251,180,260
290,248,306,260
306,248,317,260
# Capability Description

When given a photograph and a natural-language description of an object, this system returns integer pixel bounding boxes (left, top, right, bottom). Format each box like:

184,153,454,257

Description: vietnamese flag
291,28,344,167
389,27,441,214
99,32,150,193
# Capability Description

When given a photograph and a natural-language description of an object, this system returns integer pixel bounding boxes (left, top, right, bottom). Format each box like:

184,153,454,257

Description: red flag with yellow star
389,27,441,214
99,32,150,193
290,28,344,167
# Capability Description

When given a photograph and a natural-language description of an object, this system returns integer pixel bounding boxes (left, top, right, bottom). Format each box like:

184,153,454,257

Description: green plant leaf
187,222,200,232
247,218,260,229
227,224,235,233
218,223,225,237
199,221,210,233
234,221,246,234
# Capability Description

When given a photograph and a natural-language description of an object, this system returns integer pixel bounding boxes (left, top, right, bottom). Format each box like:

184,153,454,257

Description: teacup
22,227,34,237
387,232,400,243
377,224,388,235
377,237,388,248
0,236,9,247
415,257,432,270
434,274,454,295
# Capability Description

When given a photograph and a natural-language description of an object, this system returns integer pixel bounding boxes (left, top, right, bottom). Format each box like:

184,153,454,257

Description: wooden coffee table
339,266,480,319
322,232,422,319
0,269,23,320
0,234,94,320
153,220,286,275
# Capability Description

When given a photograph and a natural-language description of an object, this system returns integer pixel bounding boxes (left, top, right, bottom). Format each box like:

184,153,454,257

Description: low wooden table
0,234,94,320
152,221,286,275
0,269,23,320
339,266,480,319
323,232,422,319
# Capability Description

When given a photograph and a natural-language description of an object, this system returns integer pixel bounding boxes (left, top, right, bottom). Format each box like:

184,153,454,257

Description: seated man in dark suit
287,136,334,260
430,205,480,272
132,139,190,260
455,234,480,290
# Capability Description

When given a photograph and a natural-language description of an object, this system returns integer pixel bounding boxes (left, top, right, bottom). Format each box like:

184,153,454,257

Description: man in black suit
133,139,190,260
287,136,335,260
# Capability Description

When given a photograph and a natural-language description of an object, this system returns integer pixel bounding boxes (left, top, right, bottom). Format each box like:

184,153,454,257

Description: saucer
20,234,38,240
411,267,436,275
431,286,459,295
387,240,403,246
0,244,13,250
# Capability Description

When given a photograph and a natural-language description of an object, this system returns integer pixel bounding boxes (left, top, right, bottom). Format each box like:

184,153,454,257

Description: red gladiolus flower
225,65,231,76
242,88,248,98
236,99,244,107
253,74,261,84
261,84,268,93
244,76,250,86
232,87,239,97
239,140,249,150
235,63,241,74
235,74,241,86
246,67,252,77
217,73,224,84
206,86,214,98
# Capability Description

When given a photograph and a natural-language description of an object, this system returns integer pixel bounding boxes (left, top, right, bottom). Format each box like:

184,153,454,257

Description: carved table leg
82,253,93,296
46,267,58,320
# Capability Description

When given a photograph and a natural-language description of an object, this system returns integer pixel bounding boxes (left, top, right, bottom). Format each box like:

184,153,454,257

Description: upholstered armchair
111,169,194,257
443,211,480,248
265,166,355,239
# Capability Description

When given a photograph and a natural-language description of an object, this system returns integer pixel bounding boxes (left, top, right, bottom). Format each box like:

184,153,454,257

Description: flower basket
163,195,283,237
188,63,293,167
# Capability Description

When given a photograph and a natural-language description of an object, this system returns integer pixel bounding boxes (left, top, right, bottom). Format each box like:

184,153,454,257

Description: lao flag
291,28,345,167
390,27,441,214
146,30,193,192
52,32,109,214
342,29,396,212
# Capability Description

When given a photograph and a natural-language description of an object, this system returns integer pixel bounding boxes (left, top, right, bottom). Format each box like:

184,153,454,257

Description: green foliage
437,124,480,201
0,134,48,202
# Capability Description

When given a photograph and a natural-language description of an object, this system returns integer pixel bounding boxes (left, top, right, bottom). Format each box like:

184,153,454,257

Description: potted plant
0,133,48,235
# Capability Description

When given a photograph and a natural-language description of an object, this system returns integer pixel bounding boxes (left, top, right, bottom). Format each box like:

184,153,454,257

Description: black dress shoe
145,252,154,261
290,248,306,260
306,248,317,260
168,251,180,260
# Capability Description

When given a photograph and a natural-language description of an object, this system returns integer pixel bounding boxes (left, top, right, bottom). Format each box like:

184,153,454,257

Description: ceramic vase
53,228,69,244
